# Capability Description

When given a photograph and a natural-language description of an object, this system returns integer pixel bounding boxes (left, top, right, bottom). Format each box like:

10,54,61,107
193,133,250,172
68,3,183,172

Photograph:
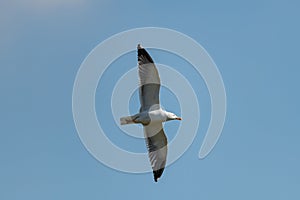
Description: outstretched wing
144,122,168,182
138,44,161,112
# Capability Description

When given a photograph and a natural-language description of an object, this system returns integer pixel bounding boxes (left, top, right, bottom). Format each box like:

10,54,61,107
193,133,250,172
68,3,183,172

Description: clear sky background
1,0,300,199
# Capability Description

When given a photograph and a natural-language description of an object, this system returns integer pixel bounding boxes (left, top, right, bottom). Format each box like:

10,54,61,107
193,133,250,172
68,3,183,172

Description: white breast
148,109,166,123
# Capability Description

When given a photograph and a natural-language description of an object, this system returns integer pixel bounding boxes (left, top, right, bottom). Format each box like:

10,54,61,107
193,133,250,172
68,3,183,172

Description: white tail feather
120,116,135,125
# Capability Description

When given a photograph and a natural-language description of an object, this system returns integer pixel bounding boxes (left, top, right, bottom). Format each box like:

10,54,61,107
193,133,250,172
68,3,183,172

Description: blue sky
1,0,300,199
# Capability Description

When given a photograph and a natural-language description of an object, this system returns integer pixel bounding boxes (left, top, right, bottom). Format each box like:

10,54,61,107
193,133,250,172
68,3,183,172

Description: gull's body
120,44,181,182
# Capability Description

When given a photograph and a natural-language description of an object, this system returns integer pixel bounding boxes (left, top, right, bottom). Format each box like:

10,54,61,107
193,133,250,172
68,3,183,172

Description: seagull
120,44,182,182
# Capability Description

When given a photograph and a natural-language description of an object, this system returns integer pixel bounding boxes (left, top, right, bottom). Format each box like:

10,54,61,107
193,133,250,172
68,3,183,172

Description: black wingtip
153,168,165,182
137,45,154,64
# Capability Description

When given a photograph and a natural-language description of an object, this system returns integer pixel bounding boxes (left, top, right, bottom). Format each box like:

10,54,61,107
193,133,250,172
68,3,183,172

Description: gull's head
166,112,182,121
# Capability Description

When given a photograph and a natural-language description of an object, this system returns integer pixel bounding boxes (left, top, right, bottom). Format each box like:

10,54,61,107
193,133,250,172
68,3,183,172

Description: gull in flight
120,44,182,182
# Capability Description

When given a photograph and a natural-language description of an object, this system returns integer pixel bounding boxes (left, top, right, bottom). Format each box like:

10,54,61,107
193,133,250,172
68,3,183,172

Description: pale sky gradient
1,0,300,199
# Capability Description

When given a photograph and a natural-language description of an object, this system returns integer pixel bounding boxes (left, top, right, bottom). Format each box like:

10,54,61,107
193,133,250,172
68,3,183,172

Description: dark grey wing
144,122,168,182
137,44,161,112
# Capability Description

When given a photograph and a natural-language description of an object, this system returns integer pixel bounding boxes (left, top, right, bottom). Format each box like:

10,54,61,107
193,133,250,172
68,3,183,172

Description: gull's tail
120,116,135,125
